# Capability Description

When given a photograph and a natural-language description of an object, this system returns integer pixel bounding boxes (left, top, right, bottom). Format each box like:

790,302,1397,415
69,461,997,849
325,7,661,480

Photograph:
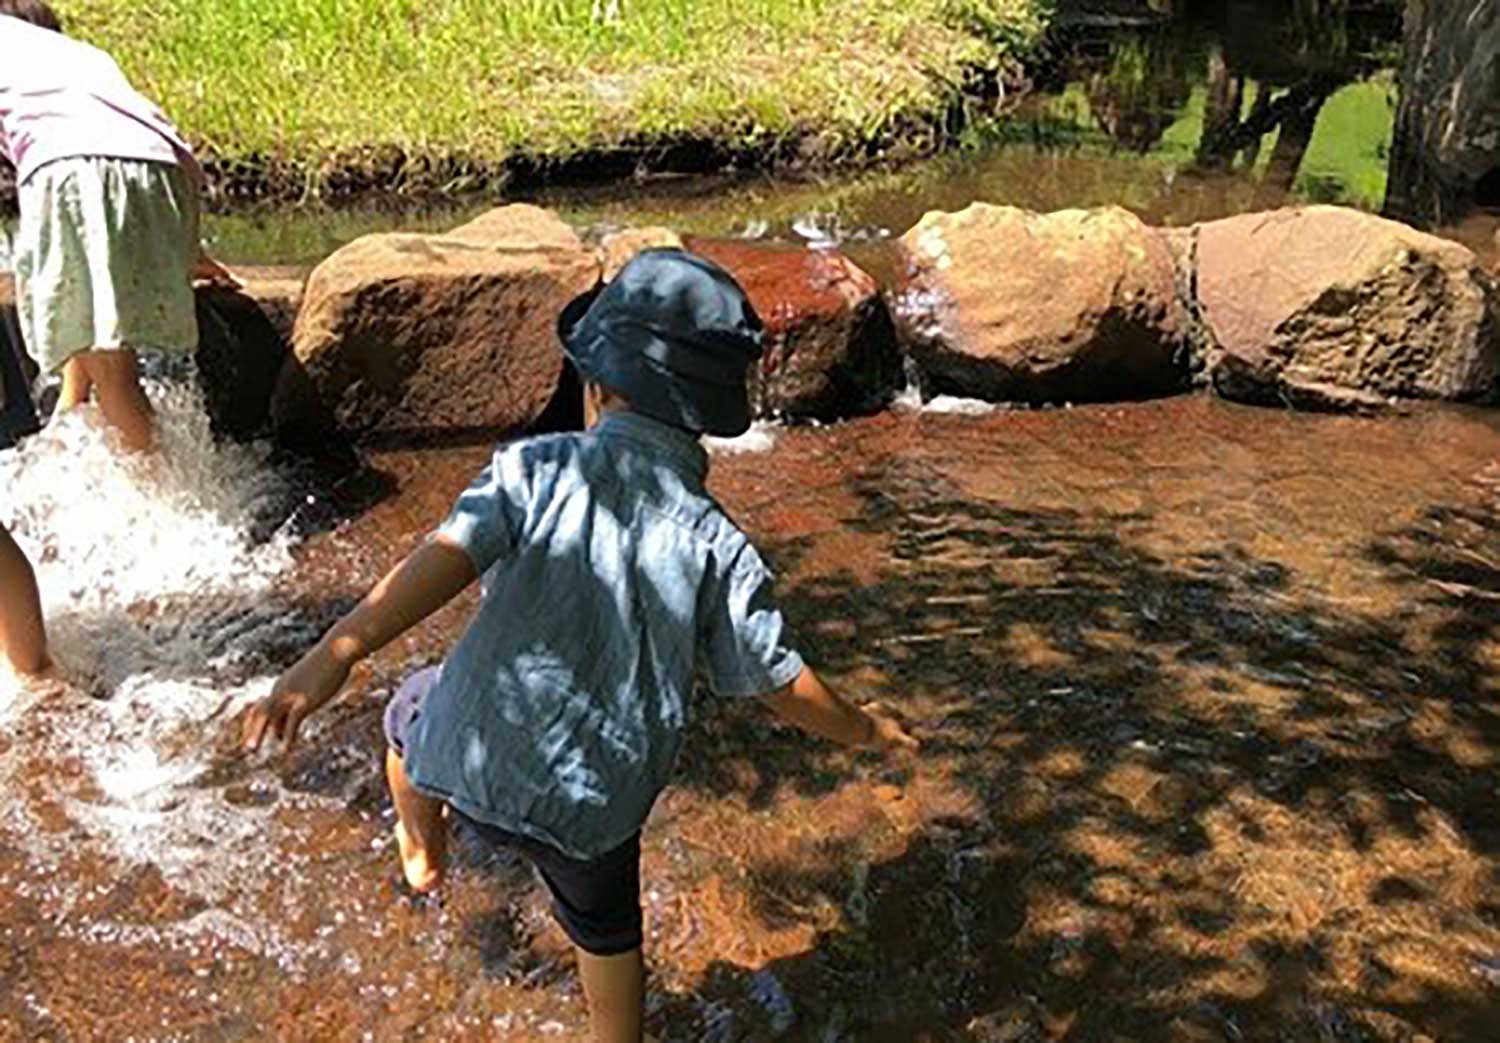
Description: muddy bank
3,396,1500,1040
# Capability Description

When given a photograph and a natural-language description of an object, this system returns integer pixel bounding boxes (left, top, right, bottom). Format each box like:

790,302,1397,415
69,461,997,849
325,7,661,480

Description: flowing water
7,3,1500,1041
3,390,1500,1041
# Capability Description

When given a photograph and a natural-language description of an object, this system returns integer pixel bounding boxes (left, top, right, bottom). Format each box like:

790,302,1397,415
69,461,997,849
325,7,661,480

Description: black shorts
384,668,643,956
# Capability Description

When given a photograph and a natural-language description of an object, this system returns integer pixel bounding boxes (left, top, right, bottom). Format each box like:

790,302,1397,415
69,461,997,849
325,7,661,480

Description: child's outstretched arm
241,535,478,752
759,664,918,753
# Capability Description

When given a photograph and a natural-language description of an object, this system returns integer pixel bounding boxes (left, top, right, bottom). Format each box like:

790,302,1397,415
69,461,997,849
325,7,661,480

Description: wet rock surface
4,397,1500,1040
287,205,599,441
1192,206,1500,407
195,285,293,443
891,204,1189,405
686,237,901,421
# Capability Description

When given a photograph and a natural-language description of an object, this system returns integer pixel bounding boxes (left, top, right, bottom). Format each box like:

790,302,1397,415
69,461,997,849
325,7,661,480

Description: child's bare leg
577,946,646,1043
82,350,156,453
57,355,94,410
0,525,48,675
384,746,447,892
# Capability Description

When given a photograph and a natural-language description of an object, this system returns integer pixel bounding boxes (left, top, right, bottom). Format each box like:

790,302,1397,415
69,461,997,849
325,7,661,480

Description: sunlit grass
1295,76,1395,210
56,0,1051,170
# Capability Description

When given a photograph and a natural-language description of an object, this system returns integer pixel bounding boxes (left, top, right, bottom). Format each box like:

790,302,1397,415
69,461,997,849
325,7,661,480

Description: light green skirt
13,156,199,373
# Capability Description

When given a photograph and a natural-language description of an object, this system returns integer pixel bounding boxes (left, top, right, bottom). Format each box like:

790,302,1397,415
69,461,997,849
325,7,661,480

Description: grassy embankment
59,0,1052,201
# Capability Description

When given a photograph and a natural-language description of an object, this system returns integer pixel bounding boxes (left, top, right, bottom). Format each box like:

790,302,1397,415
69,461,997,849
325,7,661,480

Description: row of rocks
278,205,906,442
892,203,1500,412
7,201,1497,448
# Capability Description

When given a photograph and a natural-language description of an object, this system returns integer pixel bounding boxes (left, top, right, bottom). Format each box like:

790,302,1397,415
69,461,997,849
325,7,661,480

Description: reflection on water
202,2,1412,269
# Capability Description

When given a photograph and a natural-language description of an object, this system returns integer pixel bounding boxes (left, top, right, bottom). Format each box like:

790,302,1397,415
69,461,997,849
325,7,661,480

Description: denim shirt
402,411,804,859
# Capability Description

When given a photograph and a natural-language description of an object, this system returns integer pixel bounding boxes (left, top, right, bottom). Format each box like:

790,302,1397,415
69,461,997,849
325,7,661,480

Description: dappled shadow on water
6,402,1500,1041
662,447,1500,1040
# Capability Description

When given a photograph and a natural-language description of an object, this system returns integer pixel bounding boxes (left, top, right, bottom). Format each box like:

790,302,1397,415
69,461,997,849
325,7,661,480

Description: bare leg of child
59,349,156,453
58,355,94,410
0,525,48,675
577,947,647,1043
384,746,447,892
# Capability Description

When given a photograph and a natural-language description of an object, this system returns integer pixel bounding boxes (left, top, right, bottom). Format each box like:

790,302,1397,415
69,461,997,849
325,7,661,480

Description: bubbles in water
0,380,293,623
788,210,890,249
921,395,1002,416
791,214,841,250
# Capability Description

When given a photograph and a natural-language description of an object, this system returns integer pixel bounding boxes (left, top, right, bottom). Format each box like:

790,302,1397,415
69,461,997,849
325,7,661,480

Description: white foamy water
704,420,779,454
892,383,1002,415
1,383,294,615
0,381,346,965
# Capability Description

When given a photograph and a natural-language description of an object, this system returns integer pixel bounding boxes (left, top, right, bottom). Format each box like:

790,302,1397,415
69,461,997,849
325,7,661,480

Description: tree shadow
654,457,1500,1040
187,427,1500,1041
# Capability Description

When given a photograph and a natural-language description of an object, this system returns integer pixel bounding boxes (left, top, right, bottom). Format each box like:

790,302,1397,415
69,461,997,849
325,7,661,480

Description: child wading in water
243,249,919,1043
0,0,234,676
0,0,233,454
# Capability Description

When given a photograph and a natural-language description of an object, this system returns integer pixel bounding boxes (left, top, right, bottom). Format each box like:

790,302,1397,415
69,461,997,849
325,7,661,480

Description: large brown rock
685,237,900,420
890,204,1189,404
284,205,599,439
1194,206,1500,406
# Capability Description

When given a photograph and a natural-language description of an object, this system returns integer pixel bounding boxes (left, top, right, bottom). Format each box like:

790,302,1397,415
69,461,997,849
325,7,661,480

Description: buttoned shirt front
403,411,804,859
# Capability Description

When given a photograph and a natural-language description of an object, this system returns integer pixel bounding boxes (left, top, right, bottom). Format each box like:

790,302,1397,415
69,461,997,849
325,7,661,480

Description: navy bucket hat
556,248,764,437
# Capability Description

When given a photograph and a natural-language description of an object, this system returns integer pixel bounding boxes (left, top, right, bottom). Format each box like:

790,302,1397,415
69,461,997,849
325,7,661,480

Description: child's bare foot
393,818,446,893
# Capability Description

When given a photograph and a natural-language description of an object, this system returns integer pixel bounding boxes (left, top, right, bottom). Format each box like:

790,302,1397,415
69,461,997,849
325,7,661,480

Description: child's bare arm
241,535,478,751
758,664,918,753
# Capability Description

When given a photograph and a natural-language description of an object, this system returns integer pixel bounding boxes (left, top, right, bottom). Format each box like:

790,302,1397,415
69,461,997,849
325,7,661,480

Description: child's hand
858,702,920,754
241,645,350,752
191,251,243,290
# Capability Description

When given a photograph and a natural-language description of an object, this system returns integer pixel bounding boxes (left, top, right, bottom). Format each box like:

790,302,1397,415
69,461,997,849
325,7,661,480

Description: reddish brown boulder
890,205,1188,404
283,206,599,439
1194,206,1500,405
684,237,900,419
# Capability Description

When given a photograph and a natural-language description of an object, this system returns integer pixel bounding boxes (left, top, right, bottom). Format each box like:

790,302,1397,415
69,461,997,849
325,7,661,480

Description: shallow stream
5,3,1500,1040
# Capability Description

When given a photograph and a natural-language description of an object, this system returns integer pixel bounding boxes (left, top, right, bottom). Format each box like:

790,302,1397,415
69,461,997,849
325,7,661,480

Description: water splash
0,381,293,620
0,377,329,959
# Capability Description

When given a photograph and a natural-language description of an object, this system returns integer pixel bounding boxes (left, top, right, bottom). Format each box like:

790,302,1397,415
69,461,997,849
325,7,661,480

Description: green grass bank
57,0,1052,201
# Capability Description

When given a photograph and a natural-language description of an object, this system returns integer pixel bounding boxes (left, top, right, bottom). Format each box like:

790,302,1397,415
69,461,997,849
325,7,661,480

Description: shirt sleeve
434,444,529,574
700,548,805,698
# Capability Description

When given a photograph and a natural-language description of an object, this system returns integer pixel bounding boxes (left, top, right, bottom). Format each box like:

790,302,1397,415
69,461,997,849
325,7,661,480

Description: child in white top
0,0,234,453
0,0,231,677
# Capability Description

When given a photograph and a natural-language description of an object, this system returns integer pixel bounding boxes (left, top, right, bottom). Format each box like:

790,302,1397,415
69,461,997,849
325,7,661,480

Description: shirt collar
594,410,709,482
